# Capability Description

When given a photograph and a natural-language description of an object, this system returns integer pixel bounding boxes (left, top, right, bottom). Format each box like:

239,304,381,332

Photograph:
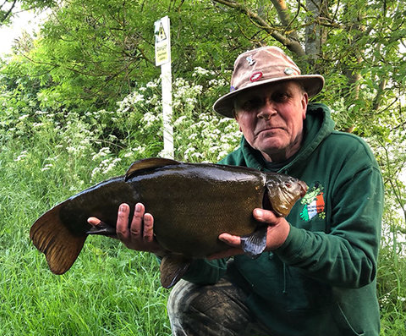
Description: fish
30,158,307,288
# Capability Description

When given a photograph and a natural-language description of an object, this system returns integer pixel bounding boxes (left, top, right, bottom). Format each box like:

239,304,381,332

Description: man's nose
257,100,276,119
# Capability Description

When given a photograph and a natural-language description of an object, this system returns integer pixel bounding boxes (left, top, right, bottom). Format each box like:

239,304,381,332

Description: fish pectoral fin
125,158,180,181
240,226,267,259
86,220,116,236
160,254,191,289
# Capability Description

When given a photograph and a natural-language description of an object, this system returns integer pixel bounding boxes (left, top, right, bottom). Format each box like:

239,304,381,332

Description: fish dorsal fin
125,158,180,181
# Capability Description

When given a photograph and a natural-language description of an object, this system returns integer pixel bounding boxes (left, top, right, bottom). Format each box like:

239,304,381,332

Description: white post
154,16,174,159
161,61,173,158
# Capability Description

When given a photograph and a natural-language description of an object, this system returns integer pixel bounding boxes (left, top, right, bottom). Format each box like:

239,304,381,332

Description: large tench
30,158,307,288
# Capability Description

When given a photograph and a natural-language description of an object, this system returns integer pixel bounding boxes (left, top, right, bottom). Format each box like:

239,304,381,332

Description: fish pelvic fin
125,158,180,181
160,254,191,289
30,202,87,275
240,226,267,259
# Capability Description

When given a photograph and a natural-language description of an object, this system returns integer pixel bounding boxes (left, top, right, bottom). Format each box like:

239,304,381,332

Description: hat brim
213,75,324,118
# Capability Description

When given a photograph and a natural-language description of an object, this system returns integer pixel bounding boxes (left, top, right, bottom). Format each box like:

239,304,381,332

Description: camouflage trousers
167,277,271,336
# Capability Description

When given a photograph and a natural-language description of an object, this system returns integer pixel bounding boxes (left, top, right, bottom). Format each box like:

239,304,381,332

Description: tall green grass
0,141,171,335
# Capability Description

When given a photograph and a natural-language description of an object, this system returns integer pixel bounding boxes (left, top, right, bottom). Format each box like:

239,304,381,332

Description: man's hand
208,208,291,260
88,203,166,257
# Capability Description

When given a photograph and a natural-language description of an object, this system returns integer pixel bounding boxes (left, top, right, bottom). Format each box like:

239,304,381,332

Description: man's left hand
208,208,290,260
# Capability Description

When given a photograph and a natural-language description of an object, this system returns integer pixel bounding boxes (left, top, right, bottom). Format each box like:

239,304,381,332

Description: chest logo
300,182,325,221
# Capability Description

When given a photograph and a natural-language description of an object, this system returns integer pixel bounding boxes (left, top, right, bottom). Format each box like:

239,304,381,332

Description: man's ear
302,93,309,119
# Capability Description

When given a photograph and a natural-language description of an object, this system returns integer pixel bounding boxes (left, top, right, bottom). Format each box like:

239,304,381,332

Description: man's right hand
88,203,166,257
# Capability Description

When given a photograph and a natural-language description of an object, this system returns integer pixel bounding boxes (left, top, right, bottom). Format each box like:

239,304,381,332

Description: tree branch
1,0,17,23
212,0,305,55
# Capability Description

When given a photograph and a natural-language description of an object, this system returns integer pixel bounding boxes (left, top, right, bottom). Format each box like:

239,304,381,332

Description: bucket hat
213,46,324,118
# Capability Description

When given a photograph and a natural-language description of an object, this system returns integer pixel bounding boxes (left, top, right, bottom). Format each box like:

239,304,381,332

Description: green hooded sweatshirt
182,103,384,336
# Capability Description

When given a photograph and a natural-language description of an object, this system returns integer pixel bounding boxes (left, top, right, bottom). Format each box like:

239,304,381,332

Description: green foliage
2,0,252,112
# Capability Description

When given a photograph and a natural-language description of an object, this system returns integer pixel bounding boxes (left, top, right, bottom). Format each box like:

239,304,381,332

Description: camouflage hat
213,46,324,118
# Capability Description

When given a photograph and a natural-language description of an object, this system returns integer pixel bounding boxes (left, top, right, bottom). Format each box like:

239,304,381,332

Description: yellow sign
154,17,171,66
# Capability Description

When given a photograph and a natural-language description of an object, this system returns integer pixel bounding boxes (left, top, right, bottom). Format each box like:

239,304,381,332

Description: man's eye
242,99,261,110
272,92,290,102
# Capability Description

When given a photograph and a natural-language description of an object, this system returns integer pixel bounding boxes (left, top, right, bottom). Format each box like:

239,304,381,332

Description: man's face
234,81,308,162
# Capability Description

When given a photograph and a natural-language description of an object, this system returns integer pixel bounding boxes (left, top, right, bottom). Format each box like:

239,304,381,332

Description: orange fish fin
160,254,191,289
30,202,87,275
125,158,180,181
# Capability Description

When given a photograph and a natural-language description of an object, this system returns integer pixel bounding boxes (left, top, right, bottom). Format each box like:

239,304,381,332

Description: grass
0,73,240,335
0,213,171,335
0,143,171,335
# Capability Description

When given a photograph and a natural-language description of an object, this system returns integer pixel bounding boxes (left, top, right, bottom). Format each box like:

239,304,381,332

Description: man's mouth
256,127,283,136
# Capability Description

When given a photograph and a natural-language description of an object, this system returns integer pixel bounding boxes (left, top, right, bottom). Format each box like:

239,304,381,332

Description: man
90,46,384,335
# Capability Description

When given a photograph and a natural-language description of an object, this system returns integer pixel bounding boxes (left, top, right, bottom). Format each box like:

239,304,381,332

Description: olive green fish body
127,163,266,257
30,158,307,287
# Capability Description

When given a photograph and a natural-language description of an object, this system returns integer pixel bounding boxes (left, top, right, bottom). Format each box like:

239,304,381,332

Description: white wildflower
66,146,77,153
146,81,158,88
15,150,28,162
18,114,29,120
41,164,53,171
193,67,210,76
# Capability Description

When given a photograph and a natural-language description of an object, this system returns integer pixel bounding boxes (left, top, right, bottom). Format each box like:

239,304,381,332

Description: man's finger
130,203,145,238
87,217,102,226
116,203,130,239
218,233,242,247
143,213,154,243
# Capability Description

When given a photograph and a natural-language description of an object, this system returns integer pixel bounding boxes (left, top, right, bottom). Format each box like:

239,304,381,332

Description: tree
3,0,255,111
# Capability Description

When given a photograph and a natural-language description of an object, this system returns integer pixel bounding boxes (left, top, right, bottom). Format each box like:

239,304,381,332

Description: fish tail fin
30,202,87,275
160,254,190,289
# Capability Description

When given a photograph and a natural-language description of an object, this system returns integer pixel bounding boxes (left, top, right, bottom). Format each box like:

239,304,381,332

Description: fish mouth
299,181,308,197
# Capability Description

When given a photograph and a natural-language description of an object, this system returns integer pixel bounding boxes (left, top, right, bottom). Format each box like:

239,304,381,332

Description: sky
0,7,45,55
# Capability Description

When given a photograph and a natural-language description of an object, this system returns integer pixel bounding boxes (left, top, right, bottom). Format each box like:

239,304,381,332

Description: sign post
154,16,174,159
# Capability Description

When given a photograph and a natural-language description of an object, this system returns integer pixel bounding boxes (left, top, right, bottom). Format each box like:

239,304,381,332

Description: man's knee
167,278,265,336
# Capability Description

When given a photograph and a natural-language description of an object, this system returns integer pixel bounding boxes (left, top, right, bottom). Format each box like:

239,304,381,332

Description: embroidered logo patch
300,182,325,221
